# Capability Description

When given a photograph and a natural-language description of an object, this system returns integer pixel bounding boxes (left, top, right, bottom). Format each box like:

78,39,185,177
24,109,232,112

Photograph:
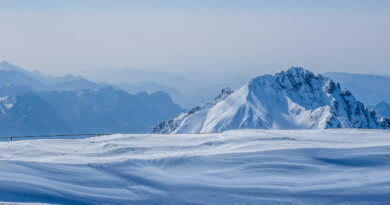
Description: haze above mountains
0,61,389,136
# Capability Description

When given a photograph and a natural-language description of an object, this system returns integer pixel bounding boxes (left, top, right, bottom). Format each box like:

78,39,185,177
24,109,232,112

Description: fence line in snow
0,133,111,142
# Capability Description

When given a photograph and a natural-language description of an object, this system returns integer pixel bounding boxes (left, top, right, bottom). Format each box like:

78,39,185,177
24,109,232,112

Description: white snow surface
1,129,390,204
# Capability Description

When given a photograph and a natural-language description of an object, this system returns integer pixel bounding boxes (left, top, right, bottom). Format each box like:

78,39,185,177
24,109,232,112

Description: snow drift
1,130,390,204
152,67,387,134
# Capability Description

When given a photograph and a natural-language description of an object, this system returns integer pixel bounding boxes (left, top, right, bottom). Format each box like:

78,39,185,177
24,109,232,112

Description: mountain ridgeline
1,61,389,136
325,72,390,106
0,61,184,136
38,88,184,133
152,67,389,134
0,87,184,136
373,101,390,119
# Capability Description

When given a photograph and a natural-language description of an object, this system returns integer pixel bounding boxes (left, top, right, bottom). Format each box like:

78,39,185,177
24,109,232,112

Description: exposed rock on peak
152,67,386,134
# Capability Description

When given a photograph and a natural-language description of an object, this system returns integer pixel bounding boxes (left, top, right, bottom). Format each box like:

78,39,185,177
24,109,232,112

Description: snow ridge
152,67,387,134
151,88,233,134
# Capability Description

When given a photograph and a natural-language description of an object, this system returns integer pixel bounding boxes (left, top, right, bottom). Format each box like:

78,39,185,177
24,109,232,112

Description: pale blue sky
0,0,389,78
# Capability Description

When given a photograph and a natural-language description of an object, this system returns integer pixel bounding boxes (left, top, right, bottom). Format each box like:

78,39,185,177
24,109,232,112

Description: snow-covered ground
0,129,390,204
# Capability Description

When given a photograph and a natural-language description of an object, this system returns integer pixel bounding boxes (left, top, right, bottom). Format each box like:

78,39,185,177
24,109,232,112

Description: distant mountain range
114,82,187,107
324,72,390,106
77,67,188,88
0,93,70,136
373,101,390,119
152,67,389,134
0,61,100,91
0,61,184,136
77,66,245,108
38,88,183,133
1,61,390,136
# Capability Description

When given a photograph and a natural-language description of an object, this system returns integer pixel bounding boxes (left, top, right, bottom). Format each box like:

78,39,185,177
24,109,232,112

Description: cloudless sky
0,0,389,79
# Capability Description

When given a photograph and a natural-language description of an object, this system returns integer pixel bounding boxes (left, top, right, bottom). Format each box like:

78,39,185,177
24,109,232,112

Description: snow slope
152,67,384,134
1,129,390,204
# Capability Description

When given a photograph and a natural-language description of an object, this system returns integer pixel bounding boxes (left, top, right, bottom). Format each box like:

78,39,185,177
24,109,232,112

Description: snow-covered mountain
0,93,71,136
152,67,387,134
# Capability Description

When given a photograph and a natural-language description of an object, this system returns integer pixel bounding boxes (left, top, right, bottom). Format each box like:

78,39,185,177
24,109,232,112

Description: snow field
0,129,390,204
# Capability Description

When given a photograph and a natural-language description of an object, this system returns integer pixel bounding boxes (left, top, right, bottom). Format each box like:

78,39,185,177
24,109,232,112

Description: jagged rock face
151,67,385,134
379,117,390,128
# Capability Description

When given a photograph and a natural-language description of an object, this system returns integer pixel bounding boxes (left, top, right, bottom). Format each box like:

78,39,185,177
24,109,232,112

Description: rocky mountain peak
152,67,388,134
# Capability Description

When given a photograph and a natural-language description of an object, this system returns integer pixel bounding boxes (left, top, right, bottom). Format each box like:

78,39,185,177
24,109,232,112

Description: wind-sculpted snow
1,130,390,204
152,67,385,134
